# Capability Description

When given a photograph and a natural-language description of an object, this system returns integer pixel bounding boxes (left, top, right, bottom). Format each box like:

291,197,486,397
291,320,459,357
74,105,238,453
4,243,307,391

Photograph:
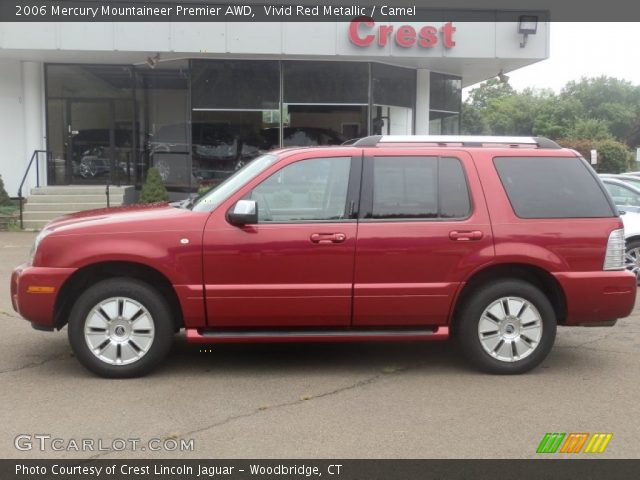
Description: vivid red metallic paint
11,145,637,341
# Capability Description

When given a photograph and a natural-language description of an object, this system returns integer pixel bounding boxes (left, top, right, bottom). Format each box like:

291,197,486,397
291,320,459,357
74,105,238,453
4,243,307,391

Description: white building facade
0,18,549,197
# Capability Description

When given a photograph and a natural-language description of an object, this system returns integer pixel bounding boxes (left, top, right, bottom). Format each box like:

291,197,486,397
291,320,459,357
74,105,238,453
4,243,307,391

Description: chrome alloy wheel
625,247,640,278
83,297,155,366
477,296,543,363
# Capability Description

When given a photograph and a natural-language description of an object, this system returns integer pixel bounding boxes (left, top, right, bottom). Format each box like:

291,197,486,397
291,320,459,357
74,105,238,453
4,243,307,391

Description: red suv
11,136,636,377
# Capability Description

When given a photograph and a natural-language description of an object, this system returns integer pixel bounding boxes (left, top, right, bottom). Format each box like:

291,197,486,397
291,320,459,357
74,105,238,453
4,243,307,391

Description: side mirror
228,199,258,226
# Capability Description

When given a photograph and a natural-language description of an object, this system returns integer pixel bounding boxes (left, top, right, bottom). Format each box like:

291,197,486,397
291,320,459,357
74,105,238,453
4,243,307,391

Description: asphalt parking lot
1,231,639,459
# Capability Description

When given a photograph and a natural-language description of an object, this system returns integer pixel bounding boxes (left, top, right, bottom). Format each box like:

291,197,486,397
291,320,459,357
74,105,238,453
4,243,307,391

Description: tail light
603,228,625,271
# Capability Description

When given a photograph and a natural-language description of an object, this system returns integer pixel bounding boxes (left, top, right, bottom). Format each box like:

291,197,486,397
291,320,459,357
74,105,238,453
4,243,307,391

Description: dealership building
0,14,548,225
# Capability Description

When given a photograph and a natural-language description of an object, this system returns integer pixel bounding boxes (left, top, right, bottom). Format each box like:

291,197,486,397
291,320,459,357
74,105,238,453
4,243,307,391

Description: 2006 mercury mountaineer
11,136,636,377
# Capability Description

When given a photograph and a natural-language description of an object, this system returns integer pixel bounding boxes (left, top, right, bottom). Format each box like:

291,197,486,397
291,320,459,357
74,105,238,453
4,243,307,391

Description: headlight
29,229,52,263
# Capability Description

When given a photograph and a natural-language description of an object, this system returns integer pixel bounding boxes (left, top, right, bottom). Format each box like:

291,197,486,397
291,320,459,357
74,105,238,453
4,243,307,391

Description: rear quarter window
493,156,616,218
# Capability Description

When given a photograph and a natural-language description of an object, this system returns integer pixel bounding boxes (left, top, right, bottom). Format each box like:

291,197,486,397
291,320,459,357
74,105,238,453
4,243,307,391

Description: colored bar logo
537,433,613,454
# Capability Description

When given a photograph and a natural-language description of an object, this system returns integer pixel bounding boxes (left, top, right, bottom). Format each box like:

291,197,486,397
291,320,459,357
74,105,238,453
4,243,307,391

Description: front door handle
449,230,483,241
310,233,347,244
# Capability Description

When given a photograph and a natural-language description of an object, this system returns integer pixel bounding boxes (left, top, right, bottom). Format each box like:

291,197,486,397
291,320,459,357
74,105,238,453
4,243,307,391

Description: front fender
35,232,203,287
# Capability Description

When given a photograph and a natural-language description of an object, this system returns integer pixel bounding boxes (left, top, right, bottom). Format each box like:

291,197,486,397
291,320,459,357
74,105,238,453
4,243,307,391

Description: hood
42,202,200,234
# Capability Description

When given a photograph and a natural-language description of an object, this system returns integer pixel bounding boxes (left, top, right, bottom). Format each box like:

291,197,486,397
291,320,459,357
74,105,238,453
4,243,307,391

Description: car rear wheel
68,278,174,378
624,239,640,284
456,280,556,374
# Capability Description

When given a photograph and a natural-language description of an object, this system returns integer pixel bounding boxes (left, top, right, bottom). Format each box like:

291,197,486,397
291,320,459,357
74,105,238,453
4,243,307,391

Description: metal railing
17,150,51,229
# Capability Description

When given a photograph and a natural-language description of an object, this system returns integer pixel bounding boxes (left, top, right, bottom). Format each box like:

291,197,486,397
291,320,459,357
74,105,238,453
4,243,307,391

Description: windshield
191,154,278,212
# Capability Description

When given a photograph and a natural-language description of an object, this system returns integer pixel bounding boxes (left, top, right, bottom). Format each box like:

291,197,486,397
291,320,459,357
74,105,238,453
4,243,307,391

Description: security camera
498,71,510,83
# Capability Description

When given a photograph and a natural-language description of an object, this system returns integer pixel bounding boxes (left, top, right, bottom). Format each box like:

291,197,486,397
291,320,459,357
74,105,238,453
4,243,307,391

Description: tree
567,118,612,141
483,92,538,135
532,95,585,139
465,78,515,109
461,103,488,134
560,76,640,145
463,75,640,150
139,167,169,203
0,175,12,206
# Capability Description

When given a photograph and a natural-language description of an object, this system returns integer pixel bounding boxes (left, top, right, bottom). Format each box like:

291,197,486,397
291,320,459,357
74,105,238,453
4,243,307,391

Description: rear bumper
554,270,636,325
11,263,77,328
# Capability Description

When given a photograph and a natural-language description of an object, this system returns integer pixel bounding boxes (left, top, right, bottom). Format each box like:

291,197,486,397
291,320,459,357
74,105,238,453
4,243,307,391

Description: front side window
494,157,616,218
191,154,278,212
250,157,351,222
369,156,470,220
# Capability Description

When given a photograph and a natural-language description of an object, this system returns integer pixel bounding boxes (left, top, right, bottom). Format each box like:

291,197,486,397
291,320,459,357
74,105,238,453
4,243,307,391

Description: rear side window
369,156,471,220
494,157,615,218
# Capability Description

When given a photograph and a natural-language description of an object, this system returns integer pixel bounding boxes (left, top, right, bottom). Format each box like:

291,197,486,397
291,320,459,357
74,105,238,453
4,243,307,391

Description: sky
466,23,640,94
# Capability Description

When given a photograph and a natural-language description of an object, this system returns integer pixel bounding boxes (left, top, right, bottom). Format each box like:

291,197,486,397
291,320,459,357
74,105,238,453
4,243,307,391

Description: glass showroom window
371,63,416,136
191,60,280,189
45,65,135,186
429,72,462,134
283,61,369,145
137,59,191,188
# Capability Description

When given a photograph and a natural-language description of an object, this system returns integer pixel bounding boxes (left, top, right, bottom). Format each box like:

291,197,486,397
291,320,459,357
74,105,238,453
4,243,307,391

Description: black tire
625,239,640,285
68,278,174,378
456,279,556,374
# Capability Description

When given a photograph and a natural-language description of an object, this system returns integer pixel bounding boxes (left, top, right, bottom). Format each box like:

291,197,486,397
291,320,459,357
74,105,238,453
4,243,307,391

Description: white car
621,211,640,281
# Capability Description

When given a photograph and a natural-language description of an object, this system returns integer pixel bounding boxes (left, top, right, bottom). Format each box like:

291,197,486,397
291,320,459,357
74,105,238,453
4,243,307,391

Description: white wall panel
58,23,115,51
171,22,226,53
283,23,336,55
0,58,27,196
114,23,172,52
1,23,56,49
225,23,281,54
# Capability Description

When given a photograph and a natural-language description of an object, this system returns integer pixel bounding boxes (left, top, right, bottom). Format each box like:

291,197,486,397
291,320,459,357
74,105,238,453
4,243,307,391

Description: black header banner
4,2,547,22
2,459,640,480
1,0,640,21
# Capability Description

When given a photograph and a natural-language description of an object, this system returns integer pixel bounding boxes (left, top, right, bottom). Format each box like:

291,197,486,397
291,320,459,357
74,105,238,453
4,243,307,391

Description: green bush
139,167,169,204
556,138,595,159
594,139,633,173
557,137,632,174
0,175,12,206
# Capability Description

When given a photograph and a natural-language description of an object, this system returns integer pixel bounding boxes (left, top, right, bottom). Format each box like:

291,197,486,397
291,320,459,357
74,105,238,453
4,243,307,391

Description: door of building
65,100,134,185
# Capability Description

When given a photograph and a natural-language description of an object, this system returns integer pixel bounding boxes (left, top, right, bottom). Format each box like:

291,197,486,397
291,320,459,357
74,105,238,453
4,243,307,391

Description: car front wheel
456,280,557,374
68,278,174,378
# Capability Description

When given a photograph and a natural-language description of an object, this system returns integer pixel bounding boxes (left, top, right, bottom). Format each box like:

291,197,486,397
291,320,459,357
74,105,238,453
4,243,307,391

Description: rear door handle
449,230,483,241
310,233,347,244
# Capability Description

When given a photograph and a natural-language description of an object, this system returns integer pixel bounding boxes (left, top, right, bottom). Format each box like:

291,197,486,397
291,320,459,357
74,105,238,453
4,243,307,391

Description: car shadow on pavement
159,335,481,377
24,329,602,379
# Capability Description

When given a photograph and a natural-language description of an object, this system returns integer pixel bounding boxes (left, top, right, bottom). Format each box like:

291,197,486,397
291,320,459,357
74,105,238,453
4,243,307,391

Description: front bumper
11,263,77,328
554,270,637,325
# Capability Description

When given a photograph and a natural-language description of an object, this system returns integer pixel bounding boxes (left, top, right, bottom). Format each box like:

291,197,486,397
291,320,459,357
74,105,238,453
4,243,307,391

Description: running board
186,326,449,344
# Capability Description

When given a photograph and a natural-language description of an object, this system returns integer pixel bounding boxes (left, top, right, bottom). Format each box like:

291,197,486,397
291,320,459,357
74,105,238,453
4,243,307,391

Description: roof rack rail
352,135,561,149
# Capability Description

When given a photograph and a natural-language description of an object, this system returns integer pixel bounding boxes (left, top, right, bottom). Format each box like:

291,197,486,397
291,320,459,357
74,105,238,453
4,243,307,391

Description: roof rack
352,135,561,149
